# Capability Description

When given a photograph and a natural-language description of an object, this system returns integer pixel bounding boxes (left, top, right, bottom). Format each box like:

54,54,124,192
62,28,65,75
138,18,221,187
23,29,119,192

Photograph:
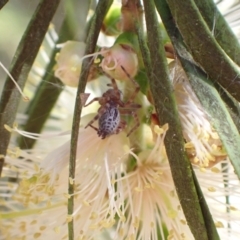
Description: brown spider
84,66,141,139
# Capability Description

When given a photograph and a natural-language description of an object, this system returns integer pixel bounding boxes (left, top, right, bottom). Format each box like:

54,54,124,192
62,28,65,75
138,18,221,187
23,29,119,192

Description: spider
84,66,141,139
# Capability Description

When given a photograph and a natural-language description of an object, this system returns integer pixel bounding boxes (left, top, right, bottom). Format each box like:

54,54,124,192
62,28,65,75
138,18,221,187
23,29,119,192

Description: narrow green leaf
193,0,240,66
140,0,209,239
155,0,237,238
0,0,60,175
154,0,240,134
166,0,240,102
18,0,91,149
156,0,240,184
160,0,240,180
191,166,219,239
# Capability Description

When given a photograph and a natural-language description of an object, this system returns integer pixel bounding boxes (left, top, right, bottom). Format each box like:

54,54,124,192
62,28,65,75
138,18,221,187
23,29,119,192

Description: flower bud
100,43,138,80
54,41,86,87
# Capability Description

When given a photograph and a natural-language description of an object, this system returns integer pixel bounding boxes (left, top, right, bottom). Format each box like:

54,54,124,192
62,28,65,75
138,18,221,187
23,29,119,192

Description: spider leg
88,124,99,132
106,81,120,89
123,103,142,109
126,111,140,137
119,109,140,137
102,70,119,90
110,77,120,91
115,120,127,134
85,114,100,129
120,66,140,105
85,97,103,107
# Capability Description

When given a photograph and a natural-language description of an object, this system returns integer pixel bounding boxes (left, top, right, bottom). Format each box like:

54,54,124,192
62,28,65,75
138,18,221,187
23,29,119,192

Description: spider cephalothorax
84,67,141,139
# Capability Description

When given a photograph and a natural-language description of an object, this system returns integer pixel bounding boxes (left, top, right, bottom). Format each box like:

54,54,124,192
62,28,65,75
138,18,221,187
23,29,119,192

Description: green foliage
103,5,121,36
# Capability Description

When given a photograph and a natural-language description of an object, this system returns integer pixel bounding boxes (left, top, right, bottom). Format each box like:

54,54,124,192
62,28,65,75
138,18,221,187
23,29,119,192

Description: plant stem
0,0,60,176
141,0,209,239
67,1,113,239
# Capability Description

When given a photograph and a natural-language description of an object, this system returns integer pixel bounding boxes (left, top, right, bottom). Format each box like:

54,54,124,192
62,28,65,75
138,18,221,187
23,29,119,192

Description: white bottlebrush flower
0,125,130,240
1,2,240,240
170,61,227,167
194,161,240,240
2,122,240,240
114,124,194,240
0,123,195,240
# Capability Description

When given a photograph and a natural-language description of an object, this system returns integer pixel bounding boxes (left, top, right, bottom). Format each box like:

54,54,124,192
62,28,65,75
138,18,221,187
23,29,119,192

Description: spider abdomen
98,106,120,139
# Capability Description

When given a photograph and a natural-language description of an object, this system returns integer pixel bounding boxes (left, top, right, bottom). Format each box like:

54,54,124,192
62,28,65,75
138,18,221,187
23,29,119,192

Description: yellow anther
69,177,74,185
207,187,216,192
4,124,13,132
54,226,60,233
211,167,220,173
66,215,73,223
215,221,224,228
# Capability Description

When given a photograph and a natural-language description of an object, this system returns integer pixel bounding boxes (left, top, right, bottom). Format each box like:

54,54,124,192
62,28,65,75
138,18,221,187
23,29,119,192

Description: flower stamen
0,61,29,101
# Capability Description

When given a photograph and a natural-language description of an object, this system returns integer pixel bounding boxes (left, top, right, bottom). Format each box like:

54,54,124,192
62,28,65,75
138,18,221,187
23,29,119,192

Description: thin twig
67,1,113,239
